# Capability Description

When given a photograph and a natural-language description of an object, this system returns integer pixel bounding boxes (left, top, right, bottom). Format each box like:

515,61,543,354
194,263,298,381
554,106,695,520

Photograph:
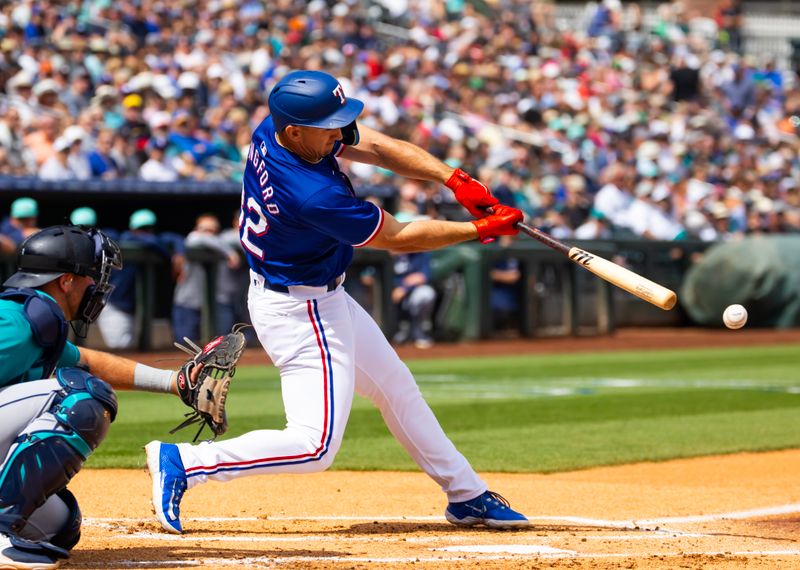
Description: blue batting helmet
268,70,364,133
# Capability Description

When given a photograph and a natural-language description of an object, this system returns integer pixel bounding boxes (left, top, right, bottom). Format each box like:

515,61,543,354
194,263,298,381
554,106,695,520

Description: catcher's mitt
170,324,248,441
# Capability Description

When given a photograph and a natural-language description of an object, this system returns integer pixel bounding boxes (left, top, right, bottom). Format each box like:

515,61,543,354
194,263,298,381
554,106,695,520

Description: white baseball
722,304,748,329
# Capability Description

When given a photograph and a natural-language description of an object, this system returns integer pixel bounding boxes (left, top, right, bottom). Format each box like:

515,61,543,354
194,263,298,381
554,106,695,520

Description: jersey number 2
240,197,269,259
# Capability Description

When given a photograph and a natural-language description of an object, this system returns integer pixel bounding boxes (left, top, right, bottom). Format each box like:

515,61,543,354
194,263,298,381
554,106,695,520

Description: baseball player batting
0,226,241,569
146,70,529,533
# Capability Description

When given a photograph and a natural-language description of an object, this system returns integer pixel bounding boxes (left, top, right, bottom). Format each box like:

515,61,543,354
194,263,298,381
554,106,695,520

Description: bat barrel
515,222,677,311
568,247,677,311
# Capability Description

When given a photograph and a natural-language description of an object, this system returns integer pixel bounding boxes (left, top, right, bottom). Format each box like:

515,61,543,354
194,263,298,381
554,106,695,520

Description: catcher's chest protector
0,288,68,380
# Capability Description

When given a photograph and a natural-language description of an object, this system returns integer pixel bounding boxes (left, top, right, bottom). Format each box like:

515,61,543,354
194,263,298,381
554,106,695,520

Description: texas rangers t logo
332,84,346,104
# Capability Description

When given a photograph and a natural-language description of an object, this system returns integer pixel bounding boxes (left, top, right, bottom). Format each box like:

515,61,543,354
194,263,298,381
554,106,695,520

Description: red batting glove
445,168,499,218
471,205,523,242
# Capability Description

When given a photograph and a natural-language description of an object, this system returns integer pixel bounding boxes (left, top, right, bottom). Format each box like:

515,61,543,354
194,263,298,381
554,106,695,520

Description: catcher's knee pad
0,369,115,534
53,366,118,451
49,489,82,551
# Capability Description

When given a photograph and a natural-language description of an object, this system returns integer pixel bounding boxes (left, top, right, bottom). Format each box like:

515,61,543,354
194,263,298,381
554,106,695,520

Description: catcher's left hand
170,324,247,441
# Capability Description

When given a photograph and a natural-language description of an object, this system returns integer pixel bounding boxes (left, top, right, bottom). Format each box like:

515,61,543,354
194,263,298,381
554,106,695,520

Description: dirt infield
72,451,800,569
69,328,800,569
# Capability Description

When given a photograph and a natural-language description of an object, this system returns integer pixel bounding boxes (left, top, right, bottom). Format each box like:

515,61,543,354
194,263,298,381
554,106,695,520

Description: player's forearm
79,347,177,394
354,126,452,183
372,219,478,252
79,347,138,390
378,140,452,183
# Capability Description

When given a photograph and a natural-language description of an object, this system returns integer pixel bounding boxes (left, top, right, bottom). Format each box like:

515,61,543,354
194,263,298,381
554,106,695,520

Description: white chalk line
83,502,800,529
636,502,800,524
438,545,572,554
580,533,709,540
432,548,800,562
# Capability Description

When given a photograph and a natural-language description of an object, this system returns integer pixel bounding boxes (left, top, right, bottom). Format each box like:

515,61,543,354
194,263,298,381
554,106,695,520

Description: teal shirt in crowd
0,294,80,387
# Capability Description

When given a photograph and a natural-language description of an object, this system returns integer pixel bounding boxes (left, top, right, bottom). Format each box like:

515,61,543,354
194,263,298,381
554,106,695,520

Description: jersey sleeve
300,187,384,247
0,309,40,384
58,342,80,369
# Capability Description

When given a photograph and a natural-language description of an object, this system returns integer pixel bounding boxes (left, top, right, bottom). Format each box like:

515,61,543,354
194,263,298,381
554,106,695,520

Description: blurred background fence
0,236,710,351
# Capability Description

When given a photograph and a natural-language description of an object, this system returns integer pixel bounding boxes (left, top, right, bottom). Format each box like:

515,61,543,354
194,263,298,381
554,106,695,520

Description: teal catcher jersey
0,295,80,386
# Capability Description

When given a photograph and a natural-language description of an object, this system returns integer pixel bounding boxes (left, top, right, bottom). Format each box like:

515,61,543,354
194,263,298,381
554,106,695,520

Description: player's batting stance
146,70,530,532
0,226,238,569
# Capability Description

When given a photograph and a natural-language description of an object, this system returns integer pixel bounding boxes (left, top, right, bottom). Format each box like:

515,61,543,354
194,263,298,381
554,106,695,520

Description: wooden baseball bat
516,222,677,311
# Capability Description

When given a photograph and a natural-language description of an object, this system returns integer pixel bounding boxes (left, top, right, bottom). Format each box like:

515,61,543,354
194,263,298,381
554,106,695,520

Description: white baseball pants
176,277,487,502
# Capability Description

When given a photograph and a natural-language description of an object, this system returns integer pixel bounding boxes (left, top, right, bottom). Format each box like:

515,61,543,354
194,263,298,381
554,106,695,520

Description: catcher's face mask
75,229,123,325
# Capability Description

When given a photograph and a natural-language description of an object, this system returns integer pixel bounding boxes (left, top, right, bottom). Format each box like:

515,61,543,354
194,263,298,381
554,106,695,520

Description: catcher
0,225,245,570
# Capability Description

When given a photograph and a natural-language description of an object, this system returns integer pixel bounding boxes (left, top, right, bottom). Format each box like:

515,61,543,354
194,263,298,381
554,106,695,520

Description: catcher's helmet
4,225,122,323
268,70,364,133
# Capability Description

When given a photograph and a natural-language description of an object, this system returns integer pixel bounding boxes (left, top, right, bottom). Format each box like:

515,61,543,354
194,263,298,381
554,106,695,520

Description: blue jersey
0,295,80,387
239,116,383,287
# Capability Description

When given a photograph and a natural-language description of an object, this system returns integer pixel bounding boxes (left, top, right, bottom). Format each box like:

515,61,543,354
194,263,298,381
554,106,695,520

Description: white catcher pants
177,278,486,502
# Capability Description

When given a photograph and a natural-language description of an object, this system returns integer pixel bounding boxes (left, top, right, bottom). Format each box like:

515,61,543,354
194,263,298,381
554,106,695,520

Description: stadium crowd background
1,0,799,244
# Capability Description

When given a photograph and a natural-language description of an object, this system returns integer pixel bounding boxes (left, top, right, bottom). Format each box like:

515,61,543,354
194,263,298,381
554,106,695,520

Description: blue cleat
445,491,530,529
145,441,187,534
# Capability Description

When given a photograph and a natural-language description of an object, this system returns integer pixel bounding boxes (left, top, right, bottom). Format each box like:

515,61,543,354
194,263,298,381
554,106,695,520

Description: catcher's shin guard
0,430,85,536
48,489,82,551
18,487,82,553
0,368,116,536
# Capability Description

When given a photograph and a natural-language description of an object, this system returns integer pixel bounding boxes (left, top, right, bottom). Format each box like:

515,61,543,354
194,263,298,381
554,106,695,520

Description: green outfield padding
680,236,800,327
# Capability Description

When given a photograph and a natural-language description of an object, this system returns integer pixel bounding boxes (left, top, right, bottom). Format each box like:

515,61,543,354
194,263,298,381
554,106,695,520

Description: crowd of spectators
1,0,800,249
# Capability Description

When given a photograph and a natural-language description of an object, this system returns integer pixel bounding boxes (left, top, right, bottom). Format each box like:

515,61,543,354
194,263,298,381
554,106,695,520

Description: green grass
89,344,800,472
